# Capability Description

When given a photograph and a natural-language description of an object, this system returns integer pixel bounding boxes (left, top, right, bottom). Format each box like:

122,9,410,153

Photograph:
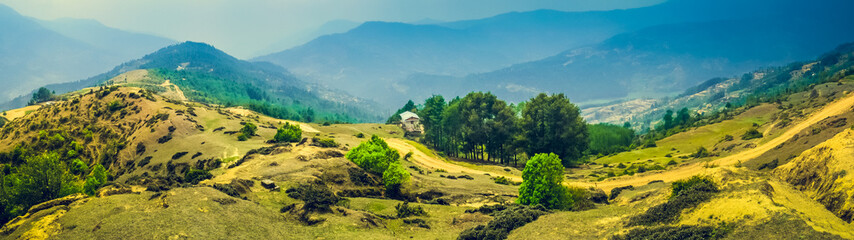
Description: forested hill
3,42,384,123
584,42,854,130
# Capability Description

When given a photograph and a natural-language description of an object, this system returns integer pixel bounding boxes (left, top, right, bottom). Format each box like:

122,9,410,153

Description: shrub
70,159,88,175
691,147,711,158
311,137,339,148
741,128,763,140
286,183,340,212
274,122,302,143
670,176,716,198
382,161,410,195
84,164,108,195
611,224,729,240
185,169,212,184
238,123,257,140
107,100,123,111
355,133,365,138
518,153,573,210
458,204,549,240
720,134,734,142
396,202,426,218
627,176,719,226
346,135,409,195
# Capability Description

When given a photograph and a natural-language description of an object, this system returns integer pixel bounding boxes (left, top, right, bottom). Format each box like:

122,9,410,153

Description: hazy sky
0,0,665,58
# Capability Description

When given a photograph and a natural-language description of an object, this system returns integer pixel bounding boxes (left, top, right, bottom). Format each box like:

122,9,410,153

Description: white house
399,111,422,133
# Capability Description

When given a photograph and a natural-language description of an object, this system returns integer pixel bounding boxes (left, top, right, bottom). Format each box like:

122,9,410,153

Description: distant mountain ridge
2,41,383,122
254,0,819,108
0,3,174,103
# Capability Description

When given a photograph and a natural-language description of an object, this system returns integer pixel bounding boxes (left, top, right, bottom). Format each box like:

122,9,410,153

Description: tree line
395,92,590,167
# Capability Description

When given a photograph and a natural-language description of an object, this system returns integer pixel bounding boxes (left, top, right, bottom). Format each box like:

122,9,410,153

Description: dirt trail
160,79,188,101
385,139,522,182
388,93,854,191
574,92,854,191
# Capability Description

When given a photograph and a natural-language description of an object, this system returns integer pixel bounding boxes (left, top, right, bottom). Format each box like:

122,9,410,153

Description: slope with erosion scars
385,138,522,183
573,92,854,191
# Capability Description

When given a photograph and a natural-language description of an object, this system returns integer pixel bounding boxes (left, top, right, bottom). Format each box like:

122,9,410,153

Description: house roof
399,111,419,120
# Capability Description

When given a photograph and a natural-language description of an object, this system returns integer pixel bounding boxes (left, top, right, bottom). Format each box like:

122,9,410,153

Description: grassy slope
3,77,854,239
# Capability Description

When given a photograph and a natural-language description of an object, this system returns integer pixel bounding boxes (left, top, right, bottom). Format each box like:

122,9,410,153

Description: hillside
583,41,854,130
2,75,854,239
2,42,384,123
0,4,174,103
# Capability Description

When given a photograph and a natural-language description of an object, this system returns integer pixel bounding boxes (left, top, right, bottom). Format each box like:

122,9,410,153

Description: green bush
691,147,711,158
458,204,549,240
84,164,108,195
274,122,302,143
741,128,763,140
396,202,426,218
671,176,716,198
238,123,257,141
346,135,410,194
611,224,729,240
518,153,565,209
311,137,339,148
185,169,212,184
382,161,410,194
286,183,340,212
627,176,719,226
70,159,88,175
1,153,80,223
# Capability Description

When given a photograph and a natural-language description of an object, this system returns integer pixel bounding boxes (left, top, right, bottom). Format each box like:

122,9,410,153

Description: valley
1,1,853,239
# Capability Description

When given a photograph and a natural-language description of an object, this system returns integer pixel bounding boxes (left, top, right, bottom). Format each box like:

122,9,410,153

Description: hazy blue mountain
254,20,361,57
0,4,174,103
254,0,817,108
402,11,854,105
38,18,174,60
0,4,111,102
2,41,383,122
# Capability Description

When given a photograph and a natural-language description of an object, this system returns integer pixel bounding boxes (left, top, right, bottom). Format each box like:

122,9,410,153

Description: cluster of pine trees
397,92,589,167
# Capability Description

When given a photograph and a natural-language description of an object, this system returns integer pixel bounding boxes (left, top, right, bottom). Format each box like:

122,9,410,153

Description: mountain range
255,0,853,107
0,4,174,102
2,41,383,122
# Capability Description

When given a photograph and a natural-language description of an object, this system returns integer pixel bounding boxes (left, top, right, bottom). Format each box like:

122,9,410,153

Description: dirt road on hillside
390,93,854,191
575,92,854,191
385,139,522,182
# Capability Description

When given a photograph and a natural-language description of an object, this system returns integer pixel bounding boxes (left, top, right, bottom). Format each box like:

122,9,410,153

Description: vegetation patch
518,153,592,210
286,183,341,213
741,128,763,140
311,137,339,148
184,168,212,184
458,204,549,240
611,224,730,240
396,202,427,218
273,122,302,143
346,135,410,197
628,176,719,226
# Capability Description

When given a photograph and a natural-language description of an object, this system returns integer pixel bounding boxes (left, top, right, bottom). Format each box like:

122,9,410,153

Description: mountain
37,18,174,60
0,4,174,103
401,7,854,106
253,0,817,107
253,20,361,57
3,41,383,122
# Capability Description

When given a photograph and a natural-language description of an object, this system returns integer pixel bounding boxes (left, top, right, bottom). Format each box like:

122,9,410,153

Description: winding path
388,93,854,191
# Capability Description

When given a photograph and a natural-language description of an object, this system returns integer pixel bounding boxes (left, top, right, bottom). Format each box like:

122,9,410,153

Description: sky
0,0,666,59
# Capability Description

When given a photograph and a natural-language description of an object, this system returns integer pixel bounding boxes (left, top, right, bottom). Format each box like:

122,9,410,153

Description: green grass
595,104,775,166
